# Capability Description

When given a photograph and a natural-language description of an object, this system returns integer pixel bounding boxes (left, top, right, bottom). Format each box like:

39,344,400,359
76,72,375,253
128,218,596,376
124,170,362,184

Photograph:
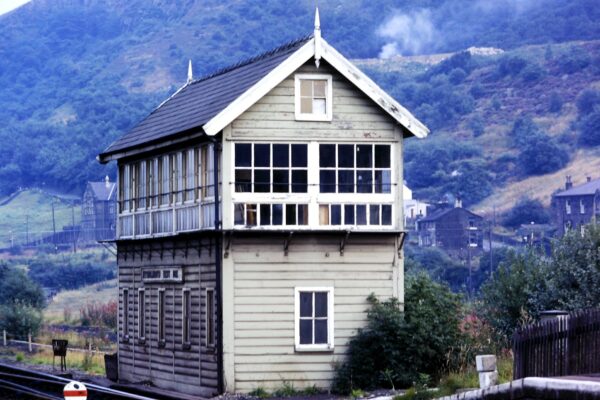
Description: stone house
553,176,600,236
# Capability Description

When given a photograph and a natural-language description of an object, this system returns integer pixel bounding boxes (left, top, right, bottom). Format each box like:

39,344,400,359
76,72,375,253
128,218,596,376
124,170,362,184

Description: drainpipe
212,139,224,393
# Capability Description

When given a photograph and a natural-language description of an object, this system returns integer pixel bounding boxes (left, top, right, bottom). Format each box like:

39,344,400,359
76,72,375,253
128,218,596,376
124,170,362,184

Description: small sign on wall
142,266,183,283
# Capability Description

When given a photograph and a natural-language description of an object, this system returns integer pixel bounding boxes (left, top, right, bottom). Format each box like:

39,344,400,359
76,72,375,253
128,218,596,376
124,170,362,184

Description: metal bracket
340,231,350,255
224,232,232,258
283,232,294,256
397,232,407,257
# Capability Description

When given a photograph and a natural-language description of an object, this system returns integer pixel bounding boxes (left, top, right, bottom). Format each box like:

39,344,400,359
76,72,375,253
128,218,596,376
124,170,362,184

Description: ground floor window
294,287,334,351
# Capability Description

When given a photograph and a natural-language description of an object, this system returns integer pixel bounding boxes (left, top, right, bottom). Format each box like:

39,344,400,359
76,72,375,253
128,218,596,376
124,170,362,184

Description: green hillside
0,0,599,213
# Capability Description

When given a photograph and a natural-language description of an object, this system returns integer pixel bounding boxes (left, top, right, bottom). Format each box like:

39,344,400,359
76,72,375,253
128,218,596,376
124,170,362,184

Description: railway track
0,363,157,399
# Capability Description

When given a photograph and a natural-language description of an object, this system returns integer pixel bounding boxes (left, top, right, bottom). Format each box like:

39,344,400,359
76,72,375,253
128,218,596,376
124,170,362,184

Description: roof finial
314,7,322,68
187,59,193,83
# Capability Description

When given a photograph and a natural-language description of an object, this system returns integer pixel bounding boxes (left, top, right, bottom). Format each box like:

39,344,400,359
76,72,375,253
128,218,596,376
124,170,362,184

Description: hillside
0,0,599,211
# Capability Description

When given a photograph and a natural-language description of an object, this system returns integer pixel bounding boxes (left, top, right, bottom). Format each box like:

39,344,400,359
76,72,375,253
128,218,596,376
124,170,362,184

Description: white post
476,354,498,389
28,333,32,353
3,330,6,346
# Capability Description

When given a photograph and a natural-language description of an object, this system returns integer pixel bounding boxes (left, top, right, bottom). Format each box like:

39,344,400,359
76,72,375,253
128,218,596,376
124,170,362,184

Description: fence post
28,332,32,353
2,330,6,346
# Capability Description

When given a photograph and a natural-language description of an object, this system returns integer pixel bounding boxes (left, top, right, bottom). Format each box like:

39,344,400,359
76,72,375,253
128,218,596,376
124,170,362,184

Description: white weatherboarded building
98,11,428,397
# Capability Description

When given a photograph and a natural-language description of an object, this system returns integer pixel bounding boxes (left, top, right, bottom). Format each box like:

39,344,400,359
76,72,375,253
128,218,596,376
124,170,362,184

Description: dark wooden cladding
513,309,600,379
117,237,218,397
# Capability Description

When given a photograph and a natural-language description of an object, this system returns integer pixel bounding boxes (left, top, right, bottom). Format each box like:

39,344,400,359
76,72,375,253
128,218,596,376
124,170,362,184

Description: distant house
403,184,429,231
80,176,117,242
553,176,600,236
416,203,484,255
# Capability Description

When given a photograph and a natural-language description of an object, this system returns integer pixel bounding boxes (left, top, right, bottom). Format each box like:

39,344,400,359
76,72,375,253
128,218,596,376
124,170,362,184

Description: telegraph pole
489,221,493,278
71,204,76,253
25,214,29,245
51,199,57,253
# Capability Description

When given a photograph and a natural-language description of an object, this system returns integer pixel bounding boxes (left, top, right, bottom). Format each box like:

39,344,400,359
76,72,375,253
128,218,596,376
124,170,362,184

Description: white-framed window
234,143,308,193
566,200,572,215
295,74,333,121
158,289,166,346
206,288,215,348
294,287,334,351
234,203,309,226
138,288,146,341
580,199,586,214
319,144,391,194
182,289,191,347
319,203,392,226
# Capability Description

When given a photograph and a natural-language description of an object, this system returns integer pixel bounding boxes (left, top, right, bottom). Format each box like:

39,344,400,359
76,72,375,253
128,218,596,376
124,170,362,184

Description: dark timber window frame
182,288,191,350
206,288,216,348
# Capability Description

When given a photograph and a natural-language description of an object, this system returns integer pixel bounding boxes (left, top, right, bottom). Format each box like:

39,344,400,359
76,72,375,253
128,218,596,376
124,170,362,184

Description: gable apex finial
187,59,193,84
314,7,322,68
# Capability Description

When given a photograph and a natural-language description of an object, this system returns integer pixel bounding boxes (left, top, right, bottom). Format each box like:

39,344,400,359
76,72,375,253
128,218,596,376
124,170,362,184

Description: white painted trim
294,286,335,352
294,73,333,121
202,37,429,138
203,40,316,136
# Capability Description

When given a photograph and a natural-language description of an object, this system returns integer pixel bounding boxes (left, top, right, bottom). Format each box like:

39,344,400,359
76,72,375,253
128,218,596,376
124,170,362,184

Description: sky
0,0,30,16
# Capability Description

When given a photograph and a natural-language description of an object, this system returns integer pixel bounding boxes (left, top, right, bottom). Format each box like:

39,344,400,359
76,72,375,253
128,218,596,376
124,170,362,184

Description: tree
578,110,600,147
518,133,569,175
333,273,462,392
575,89,600,116
502,197,550,228
0,264,45,337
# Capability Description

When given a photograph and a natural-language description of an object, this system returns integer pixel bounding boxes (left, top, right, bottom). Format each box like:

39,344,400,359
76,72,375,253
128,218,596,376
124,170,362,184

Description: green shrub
332,274,462,393
502,197,550,228
578,110,600,147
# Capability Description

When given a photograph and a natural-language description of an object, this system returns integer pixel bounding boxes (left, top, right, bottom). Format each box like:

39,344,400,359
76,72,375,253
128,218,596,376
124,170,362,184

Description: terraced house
98,12,428,397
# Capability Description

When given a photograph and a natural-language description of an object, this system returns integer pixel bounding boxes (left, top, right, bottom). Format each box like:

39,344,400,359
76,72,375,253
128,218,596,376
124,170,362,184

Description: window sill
295,344,334,353
295,114,332,122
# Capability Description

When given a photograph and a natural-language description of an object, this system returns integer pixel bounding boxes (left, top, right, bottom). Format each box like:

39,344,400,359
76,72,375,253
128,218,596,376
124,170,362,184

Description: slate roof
88,181,117,201
554,178,600,197
100,35,313,159
418,207,482,223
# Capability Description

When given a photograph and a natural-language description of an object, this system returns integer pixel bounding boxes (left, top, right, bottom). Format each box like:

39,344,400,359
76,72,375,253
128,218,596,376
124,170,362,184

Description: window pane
234,204,244,225
235,169,251,192
254,144,270,167
313,98,326,115
315,292,328,317
273,169,289,193
382,205,392,225
375,170,391,193
254,170,270,192
298,205,308,225
338,144,354,168
315,320,328,344
300,292,312,317
291,170,307,193
273,144,289,167
357,170,373,193
300,98,312,114
260,204,271,225
344,204,355,225
331,205,341,225
356,145,373,168
299,320,313,345
235,143,251,167
300,80,312,97
357,205,367,225
272,204,283,225
320,170,336,193
375,145,391,168
286,204,296,225
338,170,354,193
370,204,380,225
246,204,257,226
319,205,329,225
291,144,307,167
314,80,327,97
319,144,335,167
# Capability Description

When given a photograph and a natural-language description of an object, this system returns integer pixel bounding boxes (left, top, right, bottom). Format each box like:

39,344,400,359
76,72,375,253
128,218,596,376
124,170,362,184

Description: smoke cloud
376,9,439,58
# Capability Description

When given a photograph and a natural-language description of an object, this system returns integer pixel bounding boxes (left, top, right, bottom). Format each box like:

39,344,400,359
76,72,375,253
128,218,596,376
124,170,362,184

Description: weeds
248,387,269,398
272,381,297,397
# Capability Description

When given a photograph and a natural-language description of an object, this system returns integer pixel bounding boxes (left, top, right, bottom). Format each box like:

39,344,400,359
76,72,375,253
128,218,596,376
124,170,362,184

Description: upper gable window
295,74,332,121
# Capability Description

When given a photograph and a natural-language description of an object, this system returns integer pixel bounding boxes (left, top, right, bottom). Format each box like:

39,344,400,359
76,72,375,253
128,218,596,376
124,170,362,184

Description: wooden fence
513,309,600,379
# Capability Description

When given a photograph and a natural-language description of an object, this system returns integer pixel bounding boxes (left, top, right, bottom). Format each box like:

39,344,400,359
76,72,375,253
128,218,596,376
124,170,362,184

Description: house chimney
587,176,592,182
566,175,573,190
455,195,462,208
105,175,110,188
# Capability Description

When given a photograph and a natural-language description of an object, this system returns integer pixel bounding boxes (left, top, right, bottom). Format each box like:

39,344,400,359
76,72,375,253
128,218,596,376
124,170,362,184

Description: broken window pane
375,145,390,168
272,204,283,225
291,144,307,167
235,143,251,167
273,144,289,167
254,144,270,167
260,204,271,225
320,144,335,168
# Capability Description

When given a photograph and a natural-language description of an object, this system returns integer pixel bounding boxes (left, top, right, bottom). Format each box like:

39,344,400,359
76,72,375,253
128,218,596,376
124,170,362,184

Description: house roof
88,181,117,201
99,32,429,162
554,178,600,197
418,207,482,223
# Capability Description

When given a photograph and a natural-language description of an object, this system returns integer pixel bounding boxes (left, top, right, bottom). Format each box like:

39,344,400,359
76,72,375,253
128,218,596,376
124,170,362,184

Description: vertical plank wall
117,238,218,397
